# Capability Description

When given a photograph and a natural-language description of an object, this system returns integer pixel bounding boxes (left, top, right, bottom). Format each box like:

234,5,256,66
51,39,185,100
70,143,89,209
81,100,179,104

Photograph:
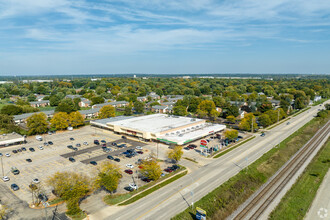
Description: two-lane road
88,103,327,220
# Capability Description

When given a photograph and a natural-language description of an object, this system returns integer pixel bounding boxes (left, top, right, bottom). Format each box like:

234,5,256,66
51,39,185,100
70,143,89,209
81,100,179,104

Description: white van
36,136,43,141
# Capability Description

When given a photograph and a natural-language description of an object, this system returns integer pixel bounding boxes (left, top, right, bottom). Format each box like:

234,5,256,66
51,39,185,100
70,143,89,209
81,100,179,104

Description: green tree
16,99,30,106
99,105,116,119
140,159,162,181
27,113,48,135
73,97,81,110
258,114,272,127
69,111,84,128
50,112,70,130
94,161,122,193
224,129,239,140
124,104,133,116
167,146,183,163
47,172,91,215
27,94,36,102
0,203,8,220
0,105,23,115
134,101,144,113
239,113,258,131
197,100,216,115
226,115,236,123
173,106,187,116
49,95,61,106
55,103,73,113
91,96,105,105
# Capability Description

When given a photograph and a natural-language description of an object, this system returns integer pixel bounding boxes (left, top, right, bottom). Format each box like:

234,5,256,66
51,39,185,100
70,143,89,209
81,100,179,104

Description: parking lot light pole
189,176,194,209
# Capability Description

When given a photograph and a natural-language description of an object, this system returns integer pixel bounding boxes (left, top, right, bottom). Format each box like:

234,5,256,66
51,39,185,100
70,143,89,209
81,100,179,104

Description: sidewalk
305,170,330,220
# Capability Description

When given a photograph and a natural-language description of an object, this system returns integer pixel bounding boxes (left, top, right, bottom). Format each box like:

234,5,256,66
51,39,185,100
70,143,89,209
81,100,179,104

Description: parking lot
0,126,183,203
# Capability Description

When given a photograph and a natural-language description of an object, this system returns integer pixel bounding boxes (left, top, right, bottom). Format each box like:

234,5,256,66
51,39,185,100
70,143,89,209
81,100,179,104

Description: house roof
30,100,50,104
152,105,168,110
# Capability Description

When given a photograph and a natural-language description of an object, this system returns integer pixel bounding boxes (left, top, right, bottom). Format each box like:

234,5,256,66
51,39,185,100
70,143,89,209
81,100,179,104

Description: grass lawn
66,211,87,220
172,114,329,220
269,138,330,220
104,167,186,205
312,98,328,106
38,106,56,111
119,171,188,205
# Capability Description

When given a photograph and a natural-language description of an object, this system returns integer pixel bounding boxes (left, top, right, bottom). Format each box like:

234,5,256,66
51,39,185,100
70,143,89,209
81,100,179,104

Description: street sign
200,139,208,146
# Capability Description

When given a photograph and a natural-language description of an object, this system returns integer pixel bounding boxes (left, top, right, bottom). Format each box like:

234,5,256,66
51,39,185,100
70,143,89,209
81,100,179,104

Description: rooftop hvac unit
165,133,169,136
176,131,180,134
182,130,185,132
179,134,183,137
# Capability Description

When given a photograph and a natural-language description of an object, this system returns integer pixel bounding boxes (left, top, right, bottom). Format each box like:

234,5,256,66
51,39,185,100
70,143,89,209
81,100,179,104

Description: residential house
237,110,248,119
137,96,148,102
92,101,129,109
14,110,54,124
30,100,50,108
151,105,170,114
147,92,160,100
65,95,82,100
79,98,91,107
79,108,99,119
36,95,45,101
314,96,322,102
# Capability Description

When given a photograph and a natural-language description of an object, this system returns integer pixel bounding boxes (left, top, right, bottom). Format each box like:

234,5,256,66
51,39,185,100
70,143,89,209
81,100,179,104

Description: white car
39,146,44,150
136,146,143,150
33,178,40,184
5,153,11,157
126,164,134,169
2,176,10,182
129,183,138,190
83,142,88,145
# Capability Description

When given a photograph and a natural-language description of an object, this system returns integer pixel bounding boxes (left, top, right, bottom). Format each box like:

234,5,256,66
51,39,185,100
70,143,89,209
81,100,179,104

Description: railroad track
232,121,330,220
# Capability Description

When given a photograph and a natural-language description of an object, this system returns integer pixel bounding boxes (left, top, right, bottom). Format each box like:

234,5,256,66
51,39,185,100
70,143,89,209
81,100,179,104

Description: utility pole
251,116,253,133
1,158,4,177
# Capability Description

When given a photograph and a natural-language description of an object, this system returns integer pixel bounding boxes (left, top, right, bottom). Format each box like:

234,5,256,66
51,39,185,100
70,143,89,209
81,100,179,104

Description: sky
0,0,330,75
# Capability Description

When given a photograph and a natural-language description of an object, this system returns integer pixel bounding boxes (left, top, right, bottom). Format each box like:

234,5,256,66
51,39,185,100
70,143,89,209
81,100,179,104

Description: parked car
11,183,19,191
141,177,151,182
11,167,20,175
73,147,78,151
67,145,73,149
33,178,40,184
5,153,11,157
107,155,114,160
94,140,100,145
70,137,74,141
124,186,134,192
21,147,26,151
136,151,143,154
121,136,127,139
29,148,35,152
38,193,48,202
184,147,190,150
2,176,10,182
164,168,173,173
43,142,49,146
17,149,22,152
101,140,106,143
83,141,88,145
26,158,32,163
136,146,143,150
129,183,138,190
260,133,265,137
0,153,2,157
171,165,180,170
69,157,76,162
12,150,18,154
48,141,53,145
125,169,133,174
126,164,134,169
90,161,97,165
76,143,81,147
39,146,44,150
111,142,117,146
114,158,121,162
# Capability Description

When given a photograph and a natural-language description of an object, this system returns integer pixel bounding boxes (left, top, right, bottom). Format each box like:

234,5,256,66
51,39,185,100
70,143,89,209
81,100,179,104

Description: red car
164,168,173,173
125,169,133,174
141,177,151,182
136,151,143,154
138,165,144,169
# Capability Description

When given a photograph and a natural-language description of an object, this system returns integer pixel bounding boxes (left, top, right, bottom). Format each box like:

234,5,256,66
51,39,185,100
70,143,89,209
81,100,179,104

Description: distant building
30,100,50,108
0,133,26,148
22,80,53,83
0,81,13,84
92,101,129,109
79,98,91,107
314,96,322,102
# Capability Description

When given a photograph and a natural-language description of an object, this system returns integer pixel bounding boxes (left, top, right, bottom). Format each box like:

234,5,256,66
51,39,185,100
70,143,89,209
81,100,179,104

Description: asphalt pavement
87,103,328,220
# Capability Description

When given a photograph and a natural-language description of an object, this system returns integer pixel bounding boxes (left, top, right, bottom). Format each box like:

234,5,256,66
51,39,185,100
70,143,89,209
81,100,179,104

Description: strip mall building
91,114,226,145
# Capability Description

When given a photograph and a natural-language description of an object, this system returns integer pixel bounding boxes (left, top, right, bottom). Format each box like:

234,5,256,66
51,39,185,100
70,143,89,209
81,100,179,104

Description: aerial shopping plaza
91,114,226,145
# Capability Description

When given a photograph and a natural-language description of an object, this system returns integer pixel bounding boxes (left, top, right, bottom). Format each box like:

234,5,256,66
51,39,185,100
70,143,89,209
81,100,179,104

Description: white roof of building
157,123,226,145
107,114,204,133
